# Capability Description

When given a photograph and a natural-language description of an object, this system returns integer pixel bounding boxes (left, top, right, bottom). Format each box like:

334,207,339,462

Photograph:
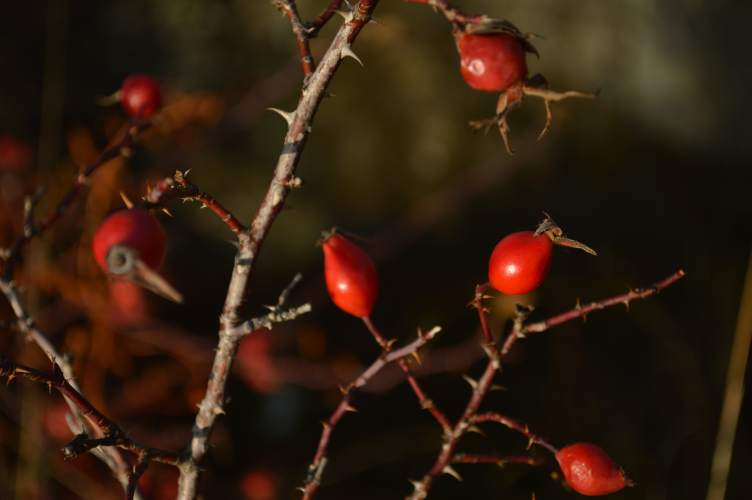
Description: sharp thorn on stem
442,465,463,481
340,44,363,66
267,108,296,127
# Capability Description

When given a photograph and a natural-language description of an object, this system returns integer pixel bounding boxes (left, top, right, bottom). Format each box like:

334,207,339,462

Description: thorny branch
178,2,381,499
407,271,684,499
301,326,441,500
363,317,452,434
125,453,151,500
1,117,151,278
451,453,544,467
0,357,182,466
140,170,245,235
0,273,136,493
273,0,317,83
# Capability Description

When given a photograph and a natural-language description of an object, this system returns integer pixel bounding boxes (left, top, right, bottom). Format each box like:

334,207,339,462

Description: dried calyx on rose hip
318,228,379,319
117,74,162,118
555,443,635,496
488,214,595,295
92,208,183,303
454,18,597,154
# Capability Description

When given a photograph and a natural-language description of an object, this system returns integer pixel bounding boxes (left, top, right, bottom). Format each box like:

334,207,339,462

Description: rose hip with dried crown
458,33,527,92
93,209,166,272
320,229,379,318
120,74,162,118
92,209,182,303
488,215,596,295
555,443,635,496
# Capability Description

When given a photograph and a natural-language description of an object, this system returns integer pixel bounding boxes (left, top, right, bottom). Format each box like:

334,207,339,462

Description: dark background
1,0,751,499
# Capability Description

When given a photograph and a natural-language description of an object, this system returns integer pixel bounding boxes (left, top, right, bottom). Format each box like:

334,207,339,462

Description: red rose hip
120,74,162,118
93,209,182,303
488,216,596,295
488,230,553,295
93,209,166,272
555,443,635,496
321,231,379,318
459,33,527,92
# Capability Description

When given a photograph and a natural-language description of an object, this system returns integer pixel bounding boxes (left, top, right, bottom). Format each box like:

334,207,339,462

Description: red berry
488,216,596,295
321,232,379,318
459,33,527,92
555,443,635,496
120,74,162,118
488,231,552,295
92,209,166,274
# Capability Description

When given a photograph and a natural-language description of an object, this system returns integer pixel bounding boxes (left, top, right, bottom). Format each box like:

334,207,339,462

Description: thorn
461,374,478,390
267,108,296,126
340,44,363,66
320,421,330,429
329,9,353,22
442,465,462,481
527,438,534,450
466,425,486,436
338,384,346,394
408,479,422,490
323,92,336,98
368,17,386,26
345,405,358,413
385,338,398,349
623,300,630,312
411,351,421,365
420,399,434,410
120,191,134,209
626,284,634,293
162,208,173,217
184,168,193,177
489,384,507,391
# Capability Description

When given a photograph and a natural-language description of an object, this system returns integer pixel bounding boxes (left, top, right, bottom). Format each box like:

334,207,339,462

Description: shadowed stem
301,325,440,499
363,316,452,434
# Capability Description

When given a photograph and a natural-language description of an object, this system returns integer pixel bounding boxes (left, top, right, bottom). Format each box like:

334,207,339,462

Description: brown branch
125,453,151,500
1,117,151,278
309,0,345,35
452,453,544,467
500,270,686,357
301,326,440,499
408,271,685,498
472,412,558,454
0,277,136,489
140,170,245,235
363,317,452,435
273,0,317,82
403,0,490,27
0,357,183,466
177,2,381,499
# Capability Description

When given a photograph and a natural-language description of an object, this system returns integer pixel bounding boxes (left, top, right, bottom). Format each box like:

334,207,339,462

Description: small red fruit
320,230,379,318
489,230,553,295
458,33,527,92
93,209,182,303
93,209,166,272
488,215,595,295
120,74,162,118
555,443,635,496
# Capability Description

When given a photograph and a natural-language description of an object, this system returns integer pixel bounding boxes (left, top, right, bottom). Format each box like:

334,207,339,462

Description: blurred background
1,0,751,499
